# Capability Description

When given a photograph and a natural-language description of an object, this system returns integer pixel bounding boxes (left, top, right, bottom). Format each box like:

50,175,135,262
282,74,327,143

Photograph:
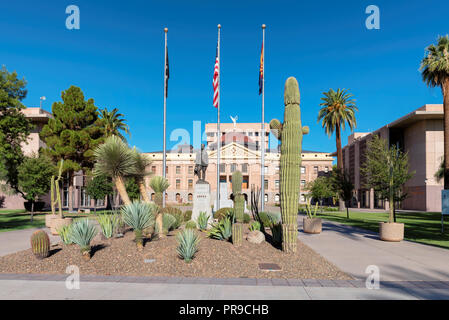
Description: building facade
342,104,443,212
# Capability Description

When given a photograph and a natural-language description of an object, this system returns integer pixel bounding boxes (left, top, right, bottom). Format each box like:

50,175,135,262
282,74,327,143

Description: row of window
206,131,269,137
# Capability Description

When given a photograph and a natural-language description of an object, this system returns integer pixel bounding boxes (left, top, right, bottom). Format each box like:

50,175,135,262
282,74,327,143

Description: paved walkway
299,217,449,281
0,228,60,257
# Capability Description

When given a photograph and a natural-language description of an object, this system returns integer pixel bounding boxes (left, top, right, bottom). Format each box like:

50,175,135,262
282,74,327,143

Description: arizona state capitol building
146,122,334,206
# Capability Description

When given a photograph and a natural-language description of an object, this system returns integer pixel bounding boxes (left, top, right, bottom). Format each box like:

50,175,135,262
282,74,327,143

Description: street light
40,96,46,108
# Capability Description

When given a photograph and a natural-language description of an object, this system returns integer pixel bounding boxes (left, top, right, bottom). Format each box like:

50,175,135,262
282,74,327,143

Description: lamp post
40,96,46,108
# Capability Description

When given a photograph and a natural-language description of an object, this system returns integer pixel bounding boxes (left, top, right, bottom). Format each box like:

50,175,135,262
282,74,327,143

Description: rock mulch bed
0,228,351,280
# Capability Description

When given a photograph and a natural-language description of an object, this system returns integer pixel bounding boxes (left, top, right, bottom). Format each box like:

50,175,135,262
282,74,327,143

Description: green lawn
316,210,449,249
0,209,45,232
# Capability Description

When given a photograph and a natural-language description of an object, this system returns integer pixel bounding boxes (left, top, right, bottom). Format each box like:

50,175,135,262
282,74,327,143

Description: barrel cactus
269,77,309,253
31,230,50,259
232,170,244,246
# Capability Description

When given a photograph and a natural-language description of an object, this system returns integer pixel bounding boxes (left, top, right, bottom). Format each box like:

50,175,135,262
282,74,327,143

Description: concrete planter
50,217,73,235
379,222,404,242
45,214,58,228
303,217,322,234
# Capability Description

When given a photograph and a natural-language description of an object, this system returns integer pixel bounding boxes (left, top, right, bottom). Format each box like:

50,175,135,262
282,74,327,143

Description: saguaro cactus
50,160,64,218
232,170,244,246
269,77,309,253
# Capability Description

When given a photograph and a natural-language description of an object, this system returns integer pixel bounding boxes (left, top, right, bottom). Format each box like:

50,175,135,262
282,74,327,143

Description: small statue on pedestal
194,143,209,182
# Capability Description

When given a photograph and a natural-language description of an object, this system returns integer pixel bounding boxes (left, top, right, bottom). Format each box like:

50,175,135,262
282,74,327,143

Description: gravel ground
0,227,351,280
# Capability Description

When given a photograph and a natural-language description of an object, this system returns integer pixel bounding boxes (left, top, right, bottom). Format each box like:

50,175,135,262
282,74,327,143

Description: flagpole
261,24,266,212
216,24,221,211
163,27,168,208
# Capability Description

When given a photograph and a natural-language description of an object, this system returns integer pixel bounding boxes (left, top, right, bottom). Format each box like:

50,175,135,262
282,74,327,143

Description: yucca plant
57,224,73,245
121,201,156,250
93,135,137,206
162,213,177,234
69,219,98,261
176,229,200,263
131,148,152,202
207,217,232,241
196,211,210,231
97,214,120,239
149,176,170,237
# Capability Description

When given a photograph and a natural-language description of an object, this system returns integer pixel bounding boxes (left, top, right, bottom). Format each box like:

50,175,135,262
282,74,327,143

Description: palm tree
93,135,137,205
150,176,170,237
131,148,153,203
420,35,449,189
318,88,358,210
99,107,130,140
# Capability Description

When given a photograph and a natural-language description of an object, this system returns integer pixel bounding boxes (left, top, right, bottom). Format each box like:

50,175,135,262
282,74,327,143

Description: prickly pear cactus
31,230,50,259
269,77,309,253
232,171,244,246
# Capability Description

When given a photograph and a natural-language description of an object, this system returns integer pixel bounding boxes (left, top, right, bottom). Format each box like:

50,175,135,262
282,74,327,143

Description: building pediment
208,142,260,160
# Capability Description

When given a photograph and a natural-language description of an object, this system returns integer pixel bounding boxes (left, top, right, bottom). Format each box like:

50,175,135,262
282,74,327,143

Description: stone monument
192,144,213,226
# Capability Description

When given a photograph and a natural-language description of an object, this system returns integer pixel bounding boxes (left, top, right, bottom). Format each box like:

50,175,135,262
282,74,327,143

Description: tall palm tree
131,148,153,203
99,107,131,141
420,35,449,189
150,176,170,237
318,88,358,210
93,135,137,205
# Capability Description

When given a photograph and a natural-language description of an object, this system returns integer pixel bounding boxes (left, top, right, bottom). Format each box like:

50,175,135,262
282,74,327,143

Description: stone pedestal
214,182,233,211
192,181,213,226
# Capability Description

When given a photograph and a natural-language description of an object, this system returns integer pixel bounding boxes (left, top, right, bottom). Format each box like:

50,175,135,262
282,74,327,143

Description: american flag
213,46,219,108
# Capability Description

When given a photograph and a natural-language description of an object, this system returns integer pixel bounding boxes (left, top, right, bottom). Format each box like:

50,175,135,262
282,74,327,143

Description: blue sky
1,0,448,154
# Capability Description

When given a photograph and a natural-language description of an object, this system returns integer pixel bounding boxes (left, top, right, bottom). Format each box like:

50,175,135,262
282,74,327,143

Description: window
151,166,156,174
220,163,226,173
264,194,268,202
264,180,268,189
242,163,248,173
176,166,181,174
301,166,306,174
301,180,306,187
324,166,329,173
165,166,168,174
151,193,155,201
188,193,193,202
81,187,90,207
96,198,105,207
176,193,181,202
275,166,280,173
63,187,69,207
255,141,259,150
314,166,318,174
188,166,193,174
264,166,268,174
255,132,259,137
275,194,280,202
188,179,193,189
248,132,253,136
243,176,249,189
176,179,181,189
231,163,237,172
300,194,306,202
275,180,279,189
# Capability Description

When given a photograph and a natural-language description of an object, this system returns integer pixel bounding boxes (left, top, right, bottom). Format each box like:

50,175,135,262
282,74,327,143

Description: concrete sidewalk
0,228,59,257
2,279,448,300
299,218,449,281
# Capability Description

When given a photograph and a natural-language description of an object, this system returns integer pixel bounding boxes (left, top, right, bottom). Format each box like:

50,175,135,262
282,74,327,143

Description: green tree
331,168,354,219
420,35,449,189
318,88,358,210
40,86,103,211
305,176,335,207
361,135,414,223
131,148,152,202
85,175,113,213
125,177,140,201
17,154,56,221
99,107,130,140
0,66,33,196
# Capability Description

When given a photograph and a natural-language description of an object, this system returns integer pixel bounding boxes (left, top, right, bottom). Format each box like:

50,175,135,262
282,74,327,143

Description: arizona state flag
259,43,264,95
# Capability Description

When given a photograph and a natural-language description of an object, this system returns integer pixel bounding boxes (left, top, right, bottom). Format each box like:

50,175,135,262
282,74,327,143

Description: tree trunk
114,176,131,206
346,202,349,219
335,124,345,211
30,200,34,222
443,79,449,190
68,173,74,212
139,180,150,203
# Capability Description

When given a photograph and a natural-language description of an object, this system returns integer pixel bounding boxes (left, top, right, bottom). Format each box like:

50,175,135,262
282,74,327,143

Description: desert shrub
185,220,197,229
162,213,177,233
249,221,261,232
161,207,184,230
258,212,282,244
207,217,232,241
243,213,251,223
197,211,210,231
121,201,156,248
97,214,120,238
69,219,98,258
57,224,73,245
214,207,233,221
184,210,192,222
176,229,200,263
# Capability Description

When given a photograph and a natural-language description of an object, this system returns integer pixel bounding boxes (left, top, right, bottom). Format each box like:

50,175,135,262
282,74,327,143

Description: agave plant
121,201,156,250
57,224,73,245
176,229,200,263
207,217,232,241
69,219,98,261
93,135,137,206
97,214,120,239
196,211,210,231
